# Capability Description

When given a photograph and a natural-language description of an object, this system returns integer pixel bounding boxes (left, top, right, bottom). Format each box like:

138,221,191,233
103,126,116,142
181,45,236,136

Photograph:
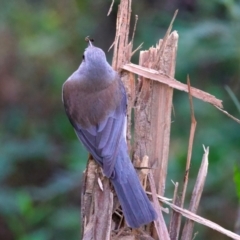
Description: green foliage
234,166,240,201
0,0,239,239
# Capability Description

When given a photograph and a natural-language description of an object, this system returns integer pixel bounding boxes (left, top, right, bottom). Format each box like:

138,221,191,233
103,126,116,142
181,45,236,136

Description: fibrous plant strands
82,158,113,240
111,0,132,71
110,0,135,150
133,31,178,198
107,0,115,16
81,158,97,239
93,178,113,240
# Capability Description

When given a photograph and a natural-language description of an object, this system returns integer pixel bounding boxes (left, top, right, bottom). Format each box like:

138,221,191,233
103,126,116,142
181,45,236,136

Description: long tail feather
110,139,157,228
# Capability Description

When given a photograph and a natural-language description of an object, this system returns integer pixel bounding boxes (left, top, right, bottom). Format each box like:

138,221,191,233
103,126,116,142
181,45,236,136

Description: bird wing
64,80,127,178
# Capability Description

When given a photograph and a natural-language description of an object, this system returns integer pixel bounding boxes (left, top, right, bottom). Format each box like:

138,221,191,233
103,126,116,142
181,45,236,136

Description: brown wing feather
63,76,122,128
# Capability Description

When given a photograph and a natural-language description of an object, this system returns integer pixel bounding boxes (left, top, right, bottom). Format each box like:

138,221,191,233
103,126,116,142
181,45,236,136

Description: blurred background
0,0,240,239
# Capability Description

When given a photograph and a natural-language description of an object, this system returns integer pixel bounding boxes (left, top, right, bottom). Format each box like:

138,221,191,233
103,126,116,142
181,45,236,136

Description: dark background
0,0,240,239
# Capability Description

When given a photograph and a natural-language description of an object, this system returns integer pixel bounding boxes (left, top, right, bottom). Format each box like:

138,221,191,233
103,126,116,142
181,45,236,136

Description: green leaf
234,165,240,200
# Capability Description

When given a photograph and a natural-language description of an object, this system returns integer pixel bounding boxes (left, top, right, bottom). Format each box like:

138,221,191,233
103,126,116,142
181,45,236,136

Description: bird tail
110,139,157,228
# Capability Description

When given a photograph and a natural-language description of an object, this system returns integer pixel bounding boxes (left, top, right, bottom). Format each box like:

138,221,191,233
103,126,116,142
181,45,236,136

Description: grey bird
62,40,157,228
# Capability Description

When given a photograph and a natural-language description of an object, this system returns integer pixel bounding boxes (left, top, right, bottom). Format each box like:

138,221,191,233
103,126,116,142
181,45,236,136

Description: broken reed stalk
93,178,113,239
181,145,209,240
111,0,132,71
81,158,114,240
132,31,178,239
133,31,178,195
173,76,198,239
111,0,135,152
169,182,181,240
122,63,223,109
149,172,171,240
183,77,197,206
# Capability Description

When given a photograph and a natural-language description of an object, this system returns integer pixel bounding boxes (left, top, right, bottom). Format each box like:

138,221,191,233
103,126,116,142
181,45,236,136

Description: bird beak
85,36,94,47
88,41,93,47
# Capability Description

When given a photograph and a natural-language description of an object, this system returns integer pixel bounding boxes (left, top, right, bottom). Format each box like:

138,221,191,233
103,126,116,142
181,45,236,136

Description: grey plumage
62,43,157,228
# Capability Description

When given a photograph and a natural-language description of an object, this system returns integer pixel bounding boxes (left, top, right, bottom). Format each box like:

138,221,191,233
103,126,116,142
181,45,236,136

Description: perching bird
62,39,157,228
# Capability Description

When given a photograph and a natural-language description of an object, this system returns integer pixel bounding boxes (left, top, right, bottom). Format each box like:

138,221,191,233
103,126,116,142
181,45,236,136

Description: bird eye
82,54,85,61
